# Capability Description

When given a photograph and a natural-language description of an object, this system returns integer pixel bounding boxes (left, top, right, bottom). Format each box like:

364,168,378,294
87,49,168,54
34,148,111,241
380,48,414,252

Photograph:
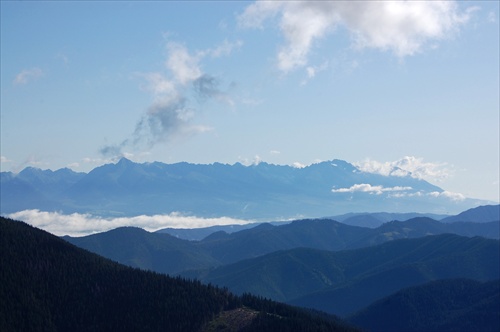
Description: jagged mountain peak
1,158,490,217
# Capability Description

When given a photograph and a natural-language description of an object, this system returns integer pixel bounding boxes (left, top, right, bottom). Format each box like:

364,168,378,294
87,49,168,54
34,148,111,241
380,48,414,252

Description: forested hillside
192,234,499,315
0,217,358,332
348,278,500,332
65,216,499,276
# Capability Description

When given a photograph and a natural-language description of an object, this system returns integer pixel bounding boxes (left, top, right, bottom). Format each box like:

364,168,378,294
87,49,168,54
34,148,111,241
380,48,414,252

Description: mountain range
1,157,491,219
62,205,499,324
194,234,499,315
0,217,500,332
65,205,499,274
0,217,358,332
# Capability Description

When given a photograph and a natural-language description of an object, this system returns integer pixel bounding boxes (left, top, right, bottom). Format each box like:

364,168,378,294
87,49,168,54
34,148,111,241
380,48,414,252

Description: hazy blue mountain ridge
191,234,499,316
1,158,487,218
333,212,448,228
441,204,500,223
156,212,449,241
64,213,499,276
156,223,265,241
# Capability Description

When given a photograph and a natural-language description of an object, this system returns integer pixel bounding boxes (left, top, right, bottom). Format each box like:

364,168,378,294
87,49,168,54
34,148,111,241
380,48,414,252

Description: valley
58,204,500,331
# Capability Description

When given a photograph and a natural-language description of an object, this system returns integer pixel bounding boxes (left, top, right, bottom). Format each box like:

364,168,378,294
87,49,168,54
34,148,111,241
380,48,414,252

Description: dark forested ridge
0,217,358,332
64,215,499,276
348,278,500,332
191,234,500,315
63,226,221,275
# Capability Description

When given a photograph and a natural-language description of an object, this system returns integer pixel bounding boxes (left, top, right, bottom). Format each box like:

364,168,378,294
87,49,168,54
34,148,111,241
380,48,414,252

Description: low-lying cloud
7,209,255,237
239,1,475,72
332,183,466,202
332,183,412,195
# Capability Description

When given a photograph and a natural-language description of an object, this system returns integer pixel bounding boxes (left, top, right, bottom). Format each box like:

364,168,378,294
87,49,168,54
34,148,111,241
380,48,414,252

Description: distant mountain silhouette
348,278,500,332
155,208,496,241
156,221,290,241
65,213,499,275
1,158,490,218
441,204,500,223
333,212,447,228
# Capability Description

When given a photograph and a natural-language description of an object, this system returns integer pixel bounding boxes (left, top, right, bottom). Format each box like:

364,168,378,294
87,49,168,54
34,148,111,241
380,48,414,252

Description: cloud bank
332,183,466,201
332,184,412,195
7,210,255,237
355,156,452,183
239,1,474,72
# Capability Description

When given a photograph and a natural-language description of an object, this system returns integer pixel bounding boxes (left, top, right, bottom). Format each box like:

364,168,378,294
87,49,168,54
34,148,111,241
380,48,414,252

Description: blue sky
1,1,499,202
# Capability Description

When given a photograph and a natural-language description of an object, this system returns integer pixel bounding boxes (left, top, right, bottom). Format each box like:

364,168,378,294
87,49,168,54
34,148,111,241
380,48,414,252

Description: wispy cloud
165,41,203,85
428,190,466,201
355,156,452,183
1,156,12,163
332,183,412,195
388,190,466,201
332,182,466,201
206,39,243,58
100,39,238,159
66,162,80,169
239,1,474,73
7,209,255,237
9,155,50,173
487,11,497,23
13,67,44,85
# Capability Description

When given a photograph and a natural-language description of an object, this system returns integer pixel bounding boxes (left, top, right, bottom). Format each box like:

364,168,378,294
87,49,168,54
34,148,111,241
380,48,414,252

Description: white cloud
355,156,452,182
239,1,473,72
140,72,177,97
389,190,465,201
238,1,283,29
207,39,243,58
428,190,466,201
13,67,44,85
302,61,329,85
165,42,203,85
1,156,12,163
6,209,255,237
332,183,412,195
292,162,306,169
332,183,465,201
83,157,113,165
66,162,80,169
